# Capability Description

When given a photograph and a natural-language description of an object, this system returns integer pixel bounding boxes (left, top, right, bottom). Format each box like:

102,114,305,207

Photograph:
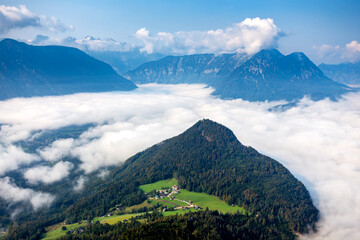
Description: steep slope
63,119,318,235
217,49,350,101
319,61,360,85
0,39,136,100
124,52,248,84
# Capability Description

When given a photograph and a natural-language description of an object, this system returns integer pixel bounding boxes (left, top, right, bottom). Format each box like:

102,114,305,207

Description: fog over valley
0,84,359,239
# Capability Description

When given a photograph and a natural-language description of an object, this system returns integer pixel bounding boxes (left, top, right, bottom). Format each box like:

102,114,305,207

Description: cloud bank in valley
24,161,73,185
0,84,359,239
0,144,39,175
0,177,54,210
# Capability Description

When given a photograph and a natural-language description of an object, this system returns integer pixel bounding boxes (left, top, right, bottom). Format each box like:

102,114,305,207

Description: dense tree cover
110,119,319,233
60,210,295,240
5,119,319,239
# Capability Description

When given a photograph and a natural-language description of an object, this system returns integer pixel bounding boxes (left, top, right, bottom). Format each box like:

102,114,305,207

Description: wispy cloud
27,18,283,55
0,5,40,34
0,5,73,35
135,18,285,55
28,35,133,52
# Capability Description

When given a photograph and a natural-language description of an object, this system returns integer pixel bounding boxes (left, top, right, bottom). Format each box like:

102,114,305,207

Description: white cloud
29,35,133,52
28,17,282,54
23,161,73,184
62,36,131,52
73,176,87,191
39,16,74,33
0,85,359,239
0,144,39,176
0,5,40,34
38,138,74,162
0,177,55,210
0,5,72,35
344,41,360,62
135,18,284,55
314,40,360,63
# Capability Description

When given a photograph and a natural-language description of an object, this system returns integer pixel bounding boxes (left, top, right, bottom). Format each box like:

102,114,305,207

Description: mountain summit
216,49,349,100
0,39,136,100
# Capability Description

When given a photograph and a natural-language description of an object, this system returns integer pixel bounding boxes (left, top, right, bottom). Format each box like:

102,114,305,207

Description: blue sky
1,0,360,63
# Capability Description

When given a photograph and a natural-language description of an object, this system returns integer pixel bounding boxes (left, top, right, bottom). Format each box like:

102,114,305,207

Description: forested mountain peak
106,119,319,234
6,119,319,239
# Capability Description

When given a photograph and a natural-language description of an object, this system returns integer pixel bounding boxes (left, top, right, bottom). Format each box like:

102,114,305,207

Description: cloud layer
135,18,284,55
0,85,359,239
314,40,360,63
0,177,54,210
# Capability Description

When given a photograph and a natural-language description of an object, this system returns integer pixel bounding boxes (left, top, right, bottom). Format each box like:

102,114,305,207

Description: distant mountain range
319,61,360,85
0,39,136,100
125,49,351,101
87,49,164,74
0,38,355,101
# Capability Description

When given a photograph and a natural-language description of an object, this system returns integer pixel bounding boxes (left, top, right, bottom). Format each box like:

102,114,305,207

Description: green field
42,221,88,240
43,178,245,239
139,179,246,214
175,190,246,214
94,213,143,225
125,200,153,212
162,197,189,207
139,178,178,193
162,208,199,216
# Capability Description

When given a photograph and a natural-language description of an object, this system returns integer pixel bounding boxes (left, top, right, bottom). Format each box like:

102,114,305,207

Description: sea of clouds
0,84,359,239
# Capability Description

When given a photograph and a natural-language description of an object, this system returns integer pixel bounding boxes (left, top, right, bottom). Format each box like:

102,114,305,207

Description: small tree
62,226,67,231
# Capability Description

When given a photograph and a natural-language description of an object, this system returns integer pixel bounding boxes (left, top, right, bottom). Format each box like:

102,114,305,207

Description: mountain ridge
125,49,351,101
0,38,137,100
124,52,249,84
319,61,360,85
